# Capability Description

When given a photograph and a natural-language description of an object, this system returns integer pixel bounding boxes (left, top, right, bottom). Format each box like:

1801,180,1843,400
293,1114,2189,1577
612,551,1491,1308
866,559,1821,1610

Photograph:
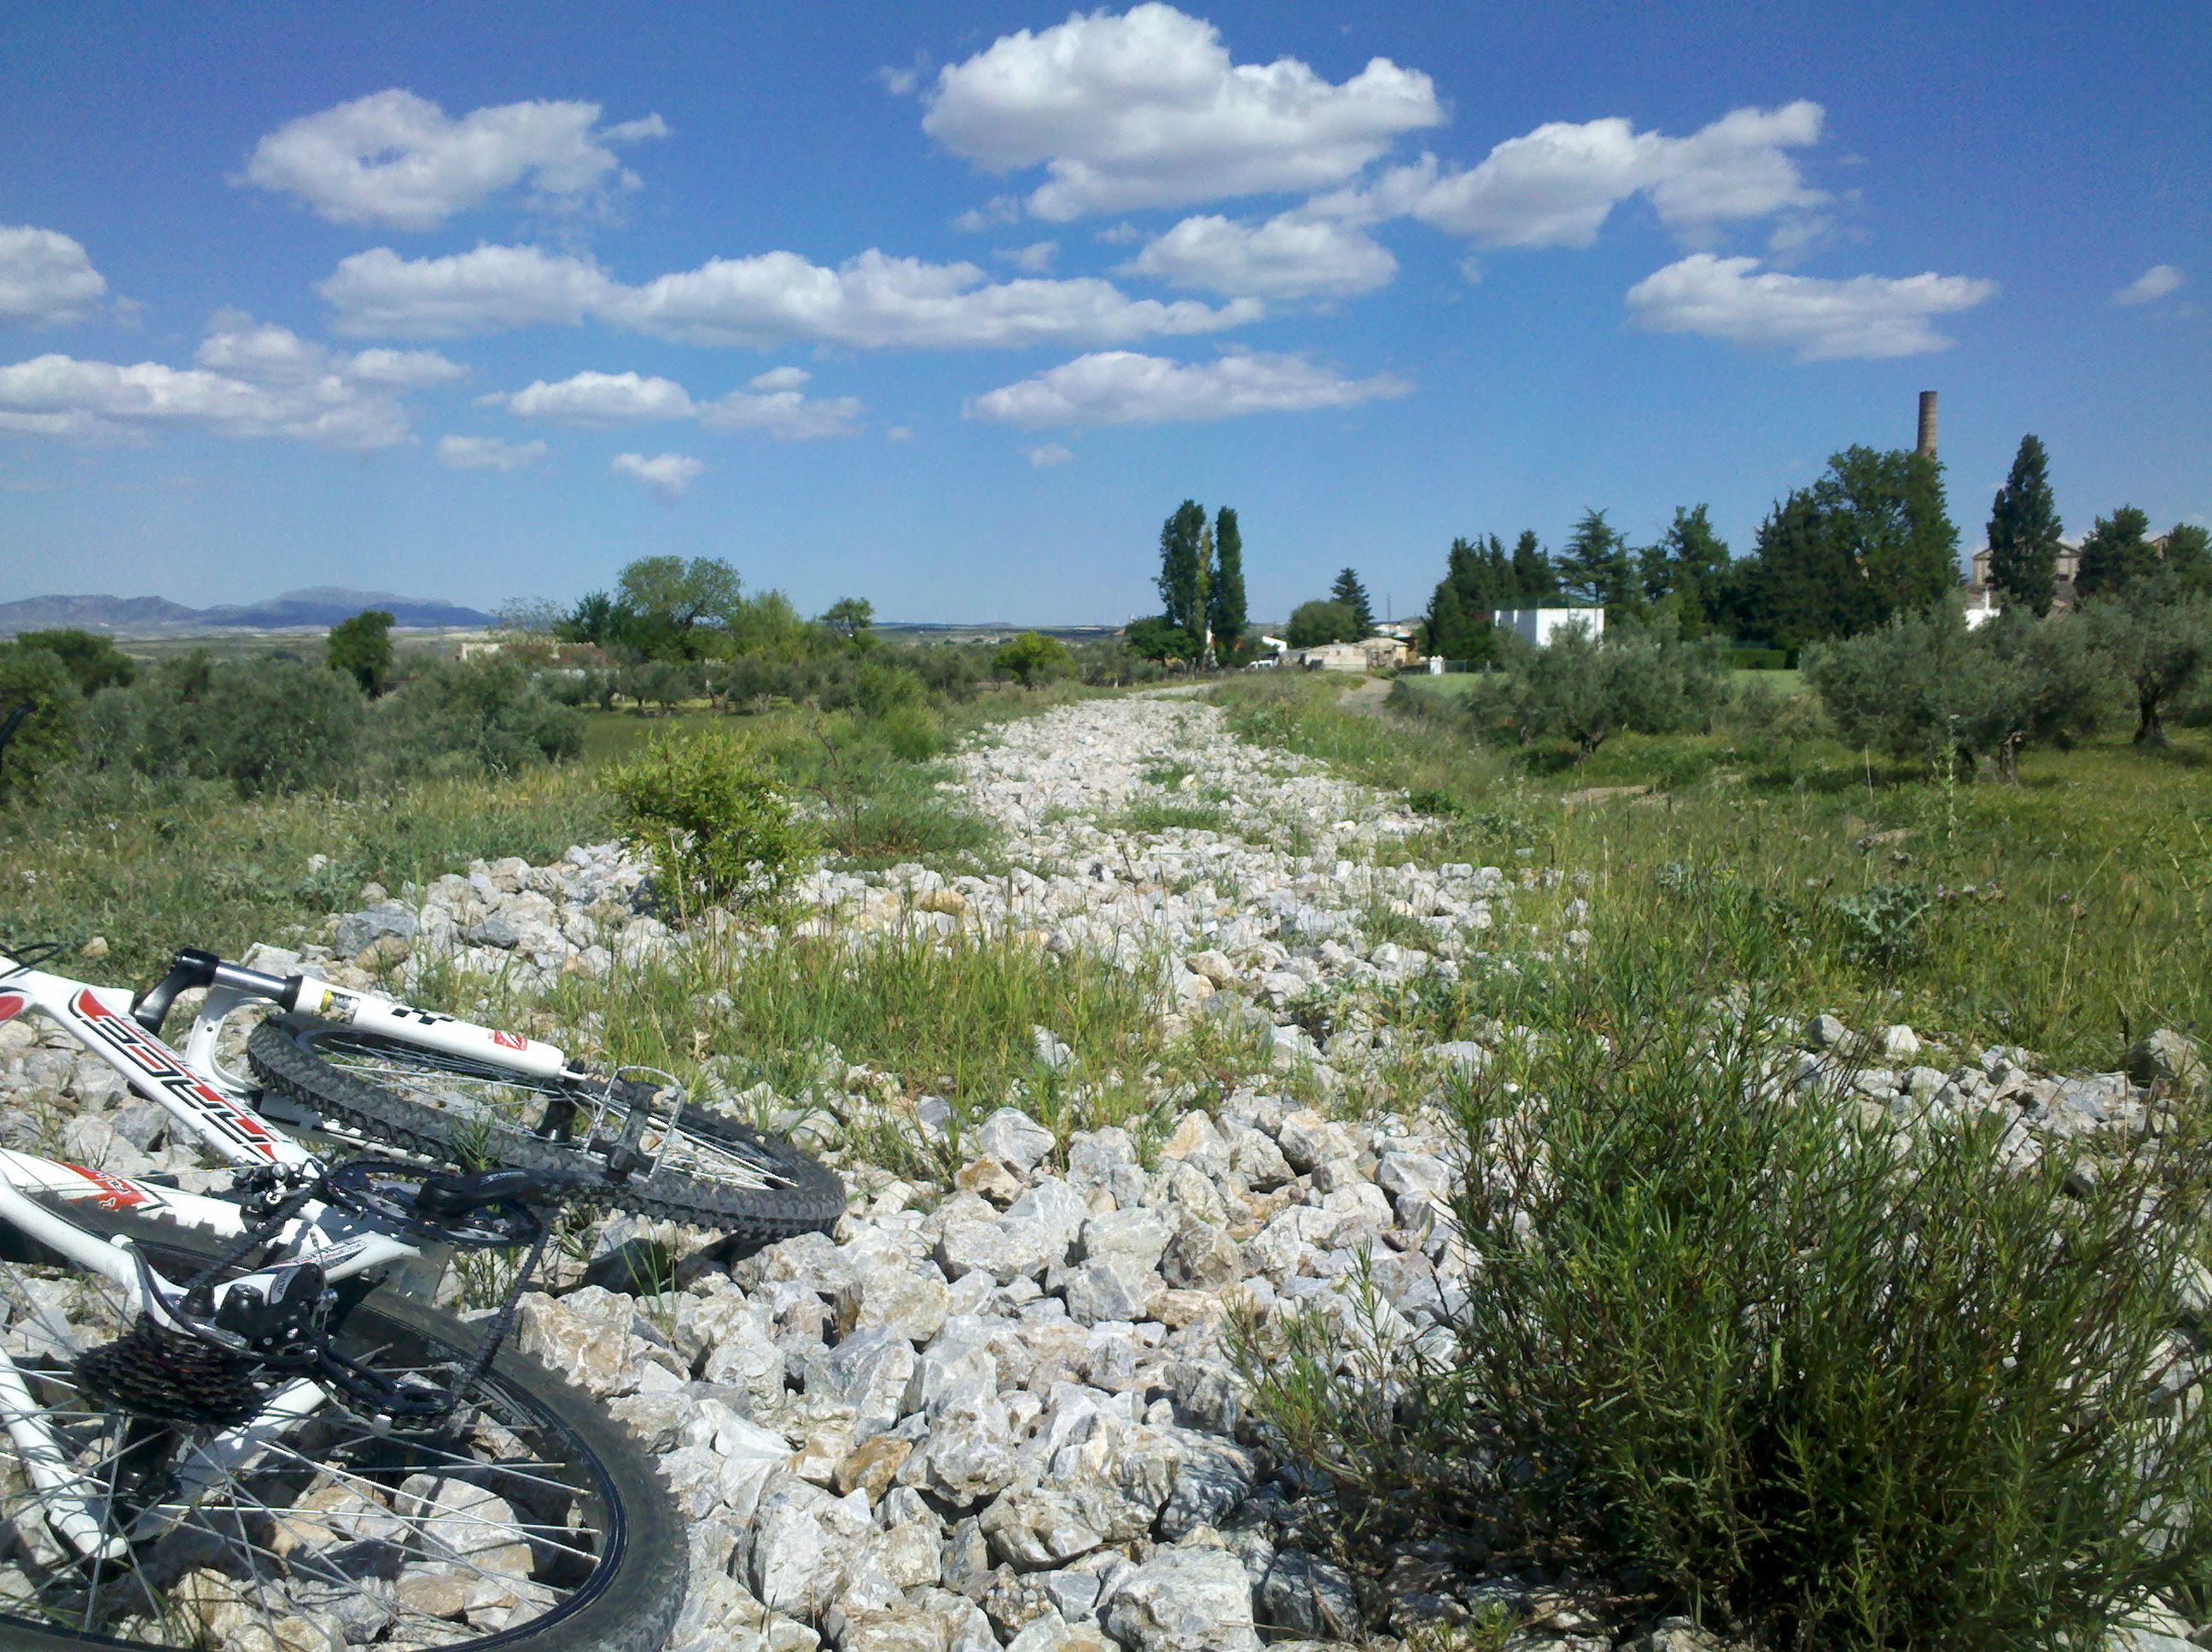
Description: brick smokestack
1917,391,1938,457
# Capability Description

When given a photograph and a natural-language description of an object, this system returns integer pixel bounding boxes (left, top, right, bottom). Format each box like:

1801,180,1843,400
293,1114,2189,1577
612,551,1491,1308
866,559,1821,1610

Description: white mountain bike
0,937,843,1651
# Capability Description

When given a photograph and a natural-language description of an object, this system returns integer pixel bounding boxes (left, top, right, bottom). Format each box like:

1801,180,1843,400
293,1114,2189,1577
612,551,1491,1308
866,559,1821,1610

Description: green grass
1108,798,1236,836
1,765,612,988
528,928,1183,1172
1219,673,2212,1068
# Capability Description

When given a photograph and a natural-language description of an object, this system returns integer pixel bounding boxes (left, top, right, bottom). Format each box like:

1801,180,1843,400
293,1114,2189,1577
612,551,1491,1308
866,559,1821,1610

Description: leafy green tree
2080,580,2212,743
2163,523,2212,592
2075,507,2157,599
1560,509,1636,615
1329,568,1374,633
819,597,875,640
993,631,1075,686
0,644,85,800
1156,501,1208,643
1986,434,2064,617
326,609,395,696
1732,488,1877,651
1125,616,1199,663
1285,600,1362,648
12,629,136,695
1805,604,2110,777
1207,507,1246,662
1820,445,1960,621
1511,530,1561,600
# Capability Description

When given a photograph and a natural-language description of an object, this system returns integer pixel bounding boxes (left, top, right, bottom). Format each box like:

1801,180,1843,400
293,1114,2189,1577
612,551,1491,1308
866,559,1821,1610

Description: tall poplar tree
1987,434,2064,616
1207,506,1246,661
1155,499,1208,648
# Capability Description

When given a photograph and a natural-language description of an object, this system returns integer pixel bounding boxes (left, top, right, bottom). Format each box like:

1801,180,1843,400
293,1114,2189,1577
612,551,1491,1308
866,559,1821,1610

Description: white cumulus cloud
348,347,468,386
0,226,108,326
966,349,1411,428
1626,253,1996,360
1363,102,1825,248
2114,265,2186,305
701,386,863,439
439,433,547,471
0,313,444,449
242,90,667,230
501,369,695,425
321,242,1259,348
612,451,702,502
1025,442,1074,467
321,245,619,337
923,3,1442,219
491,366,861,439
1121,211,1395,300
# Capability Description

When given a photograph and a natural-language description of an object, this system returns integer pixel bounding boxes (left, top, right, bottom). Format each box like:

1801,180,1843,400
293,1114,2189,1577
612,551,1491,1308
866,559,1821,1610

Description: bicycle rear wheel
247,1020,846,1242
0,1196,686,1651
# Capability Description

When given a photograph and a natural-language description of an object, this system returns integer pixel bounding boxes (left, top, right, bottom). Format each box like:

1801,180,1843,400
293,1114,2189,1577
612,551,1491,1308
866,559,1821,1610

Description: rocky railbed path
3,694,2196,1652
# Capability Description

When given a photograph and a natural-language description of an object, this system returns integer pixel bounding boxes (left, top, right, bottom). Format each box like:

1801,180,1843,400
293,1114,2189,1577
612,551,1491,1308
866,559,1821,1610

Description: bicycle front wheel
0,1197,686,1652
247,1020,846,1242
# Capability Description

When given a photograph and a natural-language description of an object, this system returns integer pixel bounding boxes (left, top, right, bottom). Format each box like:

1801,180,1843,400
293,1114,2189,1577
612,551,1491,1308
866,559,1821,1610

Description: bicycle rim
0,1222,645,1649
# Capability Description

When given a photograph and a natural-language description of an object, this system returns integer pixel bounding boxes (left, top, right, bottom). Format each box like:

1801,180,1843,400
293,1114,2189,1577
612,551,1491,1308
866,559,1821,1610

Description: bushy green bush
992,631,1075,688
370,656,585,777
1243,979,2212,1649
0,644,86,801
2079,580,2212,745
603,726,814,916
187,655,367,797
1468,620,1722,756
1805,605,2110,776
12,628,137,695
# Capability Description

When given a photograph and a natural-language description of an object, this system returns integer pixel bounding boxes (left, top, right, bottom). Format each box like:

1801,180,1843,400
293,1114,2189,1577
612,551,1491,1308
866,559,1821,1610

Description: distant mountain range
0,587,496,637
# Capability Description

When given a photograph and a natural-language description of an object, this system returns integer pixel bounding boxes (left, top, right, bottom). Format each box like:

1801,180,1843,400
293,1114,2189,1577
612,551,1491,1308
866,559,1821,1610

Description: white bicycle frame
0,945,579,1558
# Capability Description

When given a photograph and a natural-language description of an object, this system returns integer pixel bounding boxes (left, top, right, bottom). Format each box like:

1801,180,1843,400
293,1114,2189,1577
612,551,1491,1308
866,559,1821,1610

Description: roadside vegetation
0,556,1098,982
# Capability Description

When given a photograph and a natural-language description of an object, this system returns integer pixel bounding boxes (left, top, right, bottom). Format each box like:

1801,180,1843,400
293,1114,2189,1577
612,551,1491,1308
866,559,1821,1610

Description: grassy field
1397,666,1806,701
1221,673,2212,1071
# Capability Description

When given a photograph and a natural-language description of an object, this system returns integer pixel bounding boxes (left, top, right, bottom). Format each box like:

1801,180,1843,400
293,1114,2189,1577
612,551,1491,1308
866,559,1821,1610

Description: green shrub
1804,605,2113,777
371,656,585,777
1243,979,2212,1649
12,628,137,695
993,631,1075,688
1724,645,1790,670
603,726,814,916
0,644,85,801
1470,621,1722,757
189,656,366,797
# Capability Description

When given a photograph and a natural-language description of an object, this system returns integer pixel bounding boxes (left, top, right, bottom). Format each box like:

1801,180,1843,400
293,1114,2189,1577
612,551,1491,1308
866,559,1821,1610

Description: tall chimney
1916,391,1938,457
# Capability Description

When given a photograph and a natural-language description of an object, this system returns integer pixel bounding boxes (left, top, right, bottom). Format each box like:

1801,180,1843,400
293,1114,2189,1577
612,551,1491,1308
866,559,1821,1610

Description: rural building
1492,608,1605,647
1292,636,1413,672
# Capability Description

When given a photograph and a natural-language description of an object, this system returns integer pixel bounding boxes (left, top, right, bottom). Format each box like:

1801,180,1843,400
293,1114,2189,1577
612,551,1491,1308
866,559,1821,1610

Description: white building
1492,607,1604,647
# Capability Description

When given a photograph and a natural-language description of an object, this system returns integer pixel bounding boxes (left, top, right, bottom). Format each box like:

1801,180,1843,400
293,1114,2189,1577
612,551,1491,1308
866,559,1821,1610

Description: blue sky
1,0,2204,624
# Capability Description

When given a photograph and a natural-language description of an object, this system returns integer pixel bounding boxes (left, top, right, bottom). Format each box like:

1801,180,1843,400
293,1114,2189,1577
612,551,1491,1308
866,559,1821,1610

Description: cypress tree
1510,530,1559,599
1207,507,1246,662
1155,500,1208,647
1987,434,2064,617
